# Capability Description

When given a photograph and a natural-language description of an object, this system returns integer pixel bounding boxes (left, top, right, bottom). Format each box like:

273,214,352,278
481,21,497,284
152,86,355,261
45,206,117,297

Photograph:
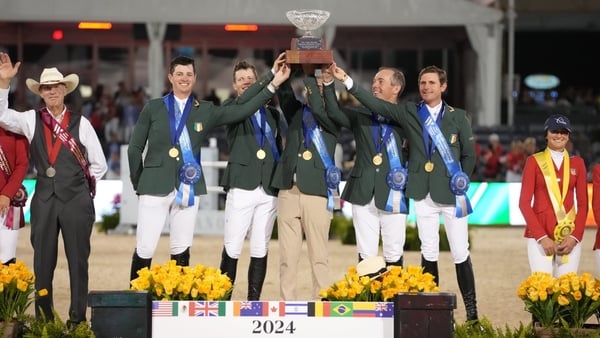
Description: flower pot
393,292,457,338
88,290,151,338
533,324,600,338
0,320,21,338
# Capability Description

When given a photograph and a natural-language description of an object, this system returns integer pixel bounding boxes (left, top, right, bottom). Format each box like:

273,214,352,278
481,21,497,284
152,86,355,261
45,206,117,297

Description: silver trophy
285,9,333,64
286,9,330,37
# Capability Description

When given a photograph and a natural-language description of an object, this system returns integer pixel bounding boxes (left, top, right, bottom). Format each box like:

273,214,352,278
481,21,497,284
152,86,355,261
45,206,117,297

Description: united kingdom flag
189,301,225,317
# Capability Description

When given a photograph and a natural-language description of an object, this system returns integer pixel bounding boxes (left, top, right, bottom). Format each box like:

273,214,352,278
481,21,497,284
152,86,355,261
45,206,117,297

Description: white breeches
135,190,199,258
223,186,277,258
352,197,406,263
415,194,470,263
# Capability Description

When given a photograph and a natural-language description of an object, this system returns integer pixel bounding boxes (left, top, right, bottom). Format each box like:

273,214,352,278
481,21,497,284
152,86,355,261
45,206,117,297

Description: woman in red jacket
519,114,588,276
0,126,29,265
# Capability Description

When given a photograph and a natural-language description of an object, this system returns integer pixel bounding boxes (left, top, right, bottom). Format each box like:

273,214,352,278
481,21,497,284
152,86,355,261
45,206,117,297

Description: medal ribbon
250,107,280,161
302,106,340,211
418,103,443,163
371,112,390,156
417,102,472,217
165,93,193,149
42,109,69,169
381,123,408,214
40,108,96,198
164,95,201,207
533,149,575,263
0,146,24,230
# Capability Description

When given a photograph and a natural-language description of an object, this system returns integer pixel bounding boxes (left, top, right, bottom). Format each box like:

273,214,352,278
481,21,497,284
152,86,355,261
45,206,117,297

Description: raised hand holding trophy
285,9,334,64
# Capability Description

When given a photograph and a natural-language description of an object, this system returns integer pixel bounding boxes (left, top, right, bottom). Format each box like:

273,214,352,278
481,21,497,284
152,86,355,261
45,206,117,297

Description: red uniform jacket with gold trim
519,151,588,242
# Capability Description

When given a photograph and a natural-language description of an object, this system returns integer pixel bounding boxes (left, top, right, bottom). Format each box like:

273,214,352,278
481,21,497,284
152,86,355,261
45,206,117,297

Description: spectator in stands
504,139,526,182
519,114,588,277
481,133,503,181
113,81,128,107
218,55,285,300
322,66,409,267
523,137,538,156
127,55,289,286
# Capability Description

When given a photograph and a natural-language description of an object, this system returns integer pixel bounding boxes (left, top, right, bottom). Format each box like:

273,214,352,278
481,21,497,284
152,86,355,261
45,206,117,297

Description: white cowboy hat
356,256,392,280
25,67,79,95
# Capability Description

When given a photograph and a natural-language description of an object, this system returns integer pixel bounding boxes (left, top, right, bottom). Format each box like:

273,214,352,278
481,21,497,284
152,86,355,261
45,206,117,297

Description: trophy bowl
286,9,330,37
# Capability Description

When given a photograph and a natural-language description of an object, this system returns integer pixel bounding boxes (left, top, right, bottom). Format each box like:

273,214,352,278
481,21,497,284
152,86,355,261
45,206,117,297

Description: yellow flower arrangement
319,265,440,302
0,261,35,321
130,260,233,301
517,271,600,328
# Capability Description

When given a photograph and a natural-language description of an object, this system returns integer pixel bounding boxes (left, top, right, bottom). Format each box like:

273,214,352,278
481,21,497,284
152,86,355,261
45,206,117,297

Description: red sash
40,108,96,198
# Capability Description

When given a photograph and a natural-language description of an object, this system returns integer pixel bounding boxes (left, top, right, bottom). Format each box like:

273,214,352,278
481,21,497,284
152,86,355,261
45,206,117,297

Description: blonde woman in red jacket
519,114,588,276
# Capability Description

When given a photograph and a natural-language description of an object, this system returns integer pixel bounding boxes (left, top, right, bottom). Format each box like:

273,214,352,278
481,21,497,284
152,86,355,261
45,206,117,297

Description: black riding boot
247,255,268,301
456,256,478,322
386,256,403,267
2,257,16,265
171,247,190,267
219,248,238,300
421,255,439,286
130,250,152,283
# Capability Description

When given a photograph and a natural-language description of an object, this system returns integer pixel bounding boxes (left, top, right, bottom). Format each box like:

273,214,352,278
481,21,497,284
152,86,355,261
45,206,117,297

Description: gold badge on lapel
194,122,203,132
194,100,200,107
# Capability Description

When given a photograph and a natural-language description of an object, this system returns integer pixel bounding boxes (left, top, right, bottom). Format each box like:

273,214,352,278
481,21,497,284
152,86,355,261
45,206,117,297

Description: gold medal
424,161,434,172
256,149,266,159
46,167,56,178
169,147,179,158
372,154,383,166
302,150,313,160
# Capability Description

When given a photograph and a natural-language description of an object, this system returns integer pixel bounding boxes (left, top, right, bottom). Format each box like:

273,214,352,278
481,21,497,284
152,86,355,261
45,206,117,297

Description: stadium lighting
78,22,113,30
224,24,258,32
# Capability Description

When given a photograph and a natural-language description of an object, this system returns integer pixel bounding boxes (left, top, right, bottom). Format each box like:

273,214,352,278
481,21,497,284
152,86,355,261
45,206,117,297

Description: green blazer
271,76,340,198
323,83,408,211
219,72,283,196
348,84,476,205
128,81,275,196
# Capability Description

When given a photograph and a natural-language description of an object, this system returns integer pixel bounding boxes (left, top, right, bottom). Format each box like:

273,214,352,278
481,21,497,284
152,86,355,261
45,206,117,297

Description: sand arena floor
14,225,600,329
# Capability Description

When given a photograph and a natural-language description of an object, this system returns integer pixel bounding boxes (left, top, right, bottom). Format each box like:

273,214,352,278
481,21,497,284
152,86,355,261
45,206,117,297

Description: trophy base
285,50,333,64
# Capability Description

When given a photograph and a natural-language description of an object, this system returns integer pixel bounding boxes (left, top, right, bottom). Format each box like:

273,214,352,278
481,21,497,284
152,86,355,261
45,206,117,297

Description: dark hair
169,55,195,74
418,65,447,86
232,60,258,82
378,66,406,98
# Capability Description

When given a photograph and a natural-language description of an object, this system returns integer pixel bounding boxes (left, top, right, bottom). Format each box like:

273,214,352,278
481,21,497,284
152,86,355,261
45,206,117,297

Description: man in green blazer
272,66,341,300
128,55,290,285
218,54,285,300
322,67,409,267
330,63,479,322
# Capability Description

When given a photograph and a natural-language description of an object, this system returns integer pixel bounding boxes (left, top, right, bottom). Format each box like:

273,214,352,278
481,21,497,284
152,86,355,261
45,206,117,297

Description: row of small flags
152,301,394,318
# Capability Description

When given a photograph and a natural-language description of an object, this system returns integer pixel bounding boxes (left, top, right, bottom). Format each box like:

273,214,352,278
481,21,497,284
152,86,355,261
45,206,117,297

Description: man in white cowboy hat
0,52,107,326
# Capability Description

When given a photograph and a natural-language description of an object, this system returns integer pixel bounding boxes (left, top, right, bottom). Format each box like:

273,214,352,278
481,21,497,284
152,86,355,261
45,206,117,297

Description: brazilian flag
330,302,353,317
